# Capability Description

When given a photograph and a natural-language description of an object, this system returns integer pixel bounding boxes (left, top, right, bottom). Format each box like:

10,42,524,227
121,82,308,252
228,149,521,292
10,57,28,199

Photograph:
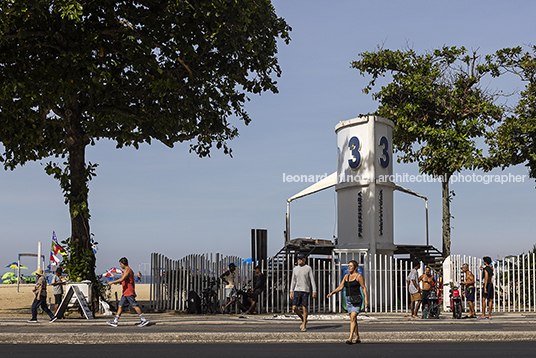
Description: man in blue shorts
462,263,476,318
106,257,148,327
290,254,317,331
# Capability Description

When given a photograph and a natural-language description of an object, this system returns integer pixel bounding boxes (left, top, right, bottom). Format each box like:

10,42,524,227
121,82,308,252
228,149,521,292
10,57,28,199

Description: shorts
225,288,237,298
410,292,421,302
483,284,494,300
421,290,430,305
251,289,263,302
292,291,309,307
346,296,362,314
465,286,475,302
54,294,62,305
118,295,139,307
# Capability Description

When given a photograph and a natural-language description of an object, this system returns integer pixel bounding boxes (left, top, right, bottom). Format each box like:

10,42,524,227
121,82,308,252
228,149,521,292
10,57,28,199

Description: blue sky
1,0,536,275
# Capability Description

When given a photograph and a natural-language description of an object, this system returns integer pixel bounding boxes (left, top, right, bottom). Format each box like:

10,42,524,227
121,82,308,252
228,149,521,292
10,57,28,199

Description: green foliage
60,237,96,282
486,46,536,181
60,235,111,304
352,46,505,256
352,46,503,177
0,1,290,283
0,0,291,166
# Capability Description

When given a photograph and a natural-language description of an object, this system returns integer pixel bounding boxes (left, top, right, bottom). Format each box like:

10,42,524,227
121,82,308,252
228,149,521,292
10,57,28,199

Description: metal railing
150,251,421,313
445,254,536,313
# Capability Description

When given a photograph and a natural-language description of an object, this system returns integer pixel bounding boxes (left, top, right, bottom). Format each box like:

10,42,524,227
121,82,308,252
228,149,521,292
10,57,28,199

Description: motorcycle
427,283,441,319
449,284,463,319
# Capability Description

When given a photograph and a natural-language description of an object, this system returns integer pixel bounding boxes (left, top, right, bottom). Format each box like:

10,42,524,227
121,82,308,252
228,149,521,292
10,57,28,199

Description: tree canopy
487,46,536,180
0,0,290,283
351,46,504,257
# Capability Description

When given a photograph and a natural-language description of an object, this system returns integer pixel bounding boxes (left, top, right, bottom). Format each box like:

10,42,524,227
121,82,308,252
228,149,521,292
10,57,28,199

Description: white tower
335,116,395,256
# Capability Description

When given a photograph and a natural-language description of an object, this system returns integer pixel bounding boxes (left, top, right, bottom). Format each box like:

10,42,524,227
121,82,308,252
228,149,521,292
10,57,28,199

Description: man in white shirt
406,261,421,319
290,254,317,331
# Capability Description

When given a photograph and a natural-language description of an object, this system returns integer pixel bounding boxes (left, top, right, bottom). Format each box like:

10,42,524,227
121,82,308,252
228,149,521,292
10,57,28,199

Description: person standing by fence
290,254,317,332
461,263,476,318
479,256,494,320
419,266,434,318
407,261,421,319
327,260,369,344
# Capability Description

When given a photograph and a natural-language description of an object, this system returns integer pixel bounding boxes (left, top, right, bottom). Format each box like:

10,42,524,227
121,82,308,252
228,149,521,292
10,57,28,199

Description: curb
1,331,536,344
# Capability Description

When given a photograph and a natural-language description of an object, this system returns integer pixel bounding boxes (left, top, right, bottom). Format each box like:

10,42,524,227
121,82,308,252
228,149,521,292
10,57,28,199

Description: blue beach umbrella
5,262,28,270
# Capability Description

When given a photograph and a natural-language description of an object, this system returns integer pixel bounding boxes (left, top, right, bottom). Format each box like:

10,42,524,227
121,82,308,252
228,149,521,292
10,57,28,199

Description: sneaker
49,316,58,323
27,319,37,323
106,321,118,327
137,320,149,327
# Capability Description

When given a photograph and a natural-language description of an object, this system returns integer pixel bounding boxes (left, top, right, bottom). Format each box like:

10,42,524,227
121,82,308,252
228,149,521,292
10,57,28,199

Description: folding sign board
55,285,94,319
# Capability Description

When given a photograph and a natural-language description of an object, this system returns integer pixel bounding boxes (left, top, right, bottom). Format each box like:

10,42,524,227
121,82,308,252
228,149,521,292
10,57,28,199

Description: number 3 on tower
378,136,390,168
348,136,361,169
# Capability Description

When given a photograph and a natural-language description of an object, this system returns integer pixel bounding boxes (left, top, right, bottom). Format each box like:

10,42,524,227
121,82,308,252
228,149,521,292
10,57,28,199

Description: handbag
347,275,362,306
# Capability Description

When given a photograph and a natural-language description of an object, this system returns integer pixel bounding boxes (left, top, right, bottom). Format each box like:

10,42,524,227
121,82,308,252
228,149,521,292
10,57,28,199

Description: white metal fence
444,254,536,313
151,251,536,314
151,251,422,313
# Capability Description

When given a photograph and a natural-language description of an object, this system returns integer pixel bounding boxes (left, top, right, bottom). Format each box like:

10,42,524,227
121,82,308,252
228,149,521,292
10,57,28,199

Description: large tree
0,1,290,283
351,46,504,257
487,46,536,180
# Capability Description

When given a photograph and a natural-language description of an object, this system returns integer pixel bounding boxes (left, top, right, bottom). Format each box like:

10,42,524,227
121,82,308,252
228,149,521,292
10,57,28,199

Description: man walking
107,257,148,327
290,254,317,331
28,268,56,323
220,262,247,313
407,261,421,319
479,256,494,319
462,263,476,318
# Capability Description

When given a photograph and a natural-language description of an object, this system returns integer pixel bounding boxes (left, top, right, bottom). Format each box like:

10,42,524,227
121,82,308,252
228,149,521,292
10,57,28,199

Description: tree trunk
441,175,451,258
65,106,95,282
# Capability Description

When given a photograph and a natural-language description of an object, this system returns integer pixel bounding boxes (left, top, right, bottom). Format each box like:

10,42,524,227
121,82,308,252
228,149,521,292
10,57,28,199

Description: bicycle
201,278,220,314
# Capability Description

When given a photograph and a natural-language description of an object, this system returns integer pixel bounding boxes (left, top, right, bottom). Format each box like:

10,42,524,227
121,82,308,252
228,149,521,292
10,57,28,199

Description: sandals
345,338,361,344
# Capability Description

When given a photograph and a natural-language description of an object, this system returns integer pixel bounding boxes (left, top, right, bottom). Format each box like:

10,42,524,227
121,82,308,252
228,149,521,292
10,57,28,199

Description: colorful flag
50,241,60,264
52,232,67,256
50,231,67,264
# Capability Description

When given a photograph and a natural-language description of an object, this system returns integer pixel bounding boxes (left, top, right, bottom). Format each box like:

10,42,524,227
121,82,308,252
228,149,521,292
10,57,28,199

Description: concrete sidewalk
1,312,535,344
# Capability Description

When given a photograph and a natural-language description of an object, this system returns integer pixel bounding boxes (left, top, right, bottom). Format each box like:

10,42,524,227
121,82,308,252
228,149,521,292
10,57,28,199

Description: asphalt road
3,342,536,358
